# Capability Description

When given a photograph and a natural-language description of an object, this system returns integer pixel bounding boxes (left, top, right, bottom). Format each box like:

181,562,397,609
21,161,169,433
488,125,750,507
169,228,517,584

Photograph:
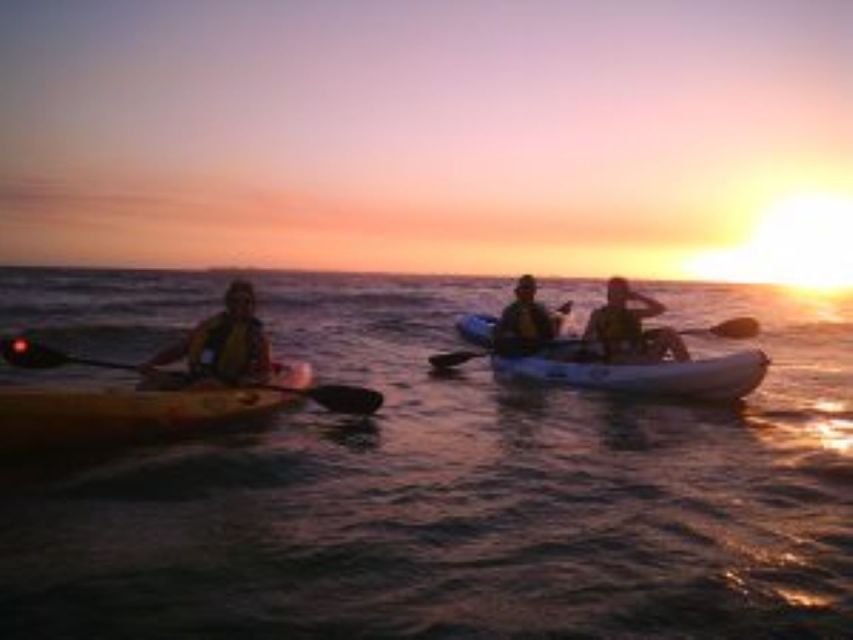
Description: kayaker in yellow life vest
583,276,691,363
138,279,272,390
494,274,573,353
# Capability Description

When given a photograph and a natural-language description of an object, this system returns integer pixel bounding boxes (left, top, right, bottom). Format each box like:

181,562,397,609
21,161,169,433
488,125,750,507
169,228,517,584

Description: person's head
607,276,630,307
514,274,538,303
224,279,257,319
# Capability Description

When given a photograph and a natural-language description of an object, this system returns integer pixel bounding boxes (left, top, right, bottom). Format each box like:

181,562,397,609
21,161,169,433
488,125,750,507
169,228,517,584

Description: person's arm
138,334,190,374
582,309,600,341
552,300,573,335
629,290,665,319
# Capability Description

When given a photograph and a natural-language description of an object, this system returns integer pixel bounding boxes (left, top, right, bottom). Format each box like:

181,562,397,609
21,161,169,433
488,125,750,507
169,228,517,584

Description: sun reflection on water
807,401,853,455
807,418,853,455
774,588,832,609
750,399,853,457
723,552,834,611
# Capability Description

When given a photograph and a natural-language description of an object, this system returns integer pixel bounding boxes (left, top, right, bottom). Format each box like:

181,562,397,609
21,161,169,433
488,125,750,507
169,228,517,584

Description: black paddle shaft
2,338,384,415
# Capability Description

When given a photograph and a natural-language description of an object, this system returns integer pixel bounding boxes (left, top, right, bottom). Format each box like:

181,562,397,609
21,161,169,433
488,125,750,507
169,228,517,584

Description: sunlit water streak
0,267,850,638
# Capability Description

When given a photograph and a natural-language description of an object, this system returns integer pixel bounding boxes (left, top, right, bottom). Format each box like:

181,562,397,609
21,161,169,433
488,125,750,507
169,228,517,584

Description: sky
1,0,851,282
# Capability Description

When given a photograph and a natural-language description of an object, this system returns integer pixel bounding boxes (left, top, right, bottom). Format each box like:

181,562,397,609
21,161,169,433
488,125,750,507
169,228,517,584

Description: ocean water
0,266,850,639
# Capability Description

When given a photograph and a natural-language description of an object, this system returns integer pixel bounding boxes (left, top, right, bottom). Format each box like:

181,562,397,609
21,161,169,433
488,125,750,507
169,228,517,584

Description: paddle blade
709,317,760,339
428,351,484,369
307,385,384,415
1,338,69,369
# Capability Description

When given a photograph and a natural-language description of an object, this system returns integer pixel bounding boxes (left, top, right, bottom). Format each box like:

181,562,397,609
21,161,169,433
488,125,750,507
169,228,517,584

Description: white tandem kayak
492,349,769,402
455,313,769,402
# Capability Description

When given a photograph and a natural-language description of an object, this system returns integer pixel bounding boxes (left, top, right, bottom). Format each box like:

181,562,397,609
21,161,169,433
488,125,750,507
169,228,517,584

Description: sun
688,193,853,290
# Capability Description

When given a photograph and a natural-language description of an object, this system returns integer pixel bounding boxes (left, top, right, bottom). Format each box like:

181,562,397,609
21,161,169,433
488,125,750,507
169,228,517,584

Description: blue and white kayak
492,349,769,402
456,313,499,347
456,313,769,401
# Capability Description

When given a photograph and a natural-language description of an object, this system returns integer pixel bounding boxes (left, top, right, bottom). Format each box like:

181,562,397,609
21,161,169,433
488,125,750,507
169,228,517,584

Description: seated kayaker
494,274,573,355
582,276,691,364
138,279,272,390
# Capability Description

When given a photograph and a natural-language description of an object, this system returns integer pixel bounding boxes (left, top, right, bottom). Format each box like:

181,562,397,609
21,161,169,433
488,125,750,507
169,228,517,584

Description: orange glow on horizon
1,4,851,278
686,193,853,290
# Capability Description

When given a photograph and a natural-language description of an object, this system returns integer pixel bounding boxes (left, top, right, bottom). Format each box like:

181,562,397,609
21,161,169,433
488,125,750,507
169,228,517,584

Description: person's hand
628,289,644,301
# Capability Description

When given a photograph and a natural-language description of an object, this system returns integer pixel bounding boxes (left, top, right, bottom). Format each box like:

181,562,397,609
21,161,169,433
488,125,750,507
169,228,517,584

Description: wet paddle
1,338,384,415
428,317,760,370
428,350,490,369
679,316,760,338
428,338,563,370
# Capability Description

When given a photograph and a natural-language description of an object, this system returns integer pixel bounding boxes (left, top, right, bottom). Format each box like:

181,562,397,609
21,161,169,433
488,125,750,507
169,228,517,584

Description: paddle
678,316,759,338
428,338,565,369
429,350,489,369
428,317,760,370
1,338,384,415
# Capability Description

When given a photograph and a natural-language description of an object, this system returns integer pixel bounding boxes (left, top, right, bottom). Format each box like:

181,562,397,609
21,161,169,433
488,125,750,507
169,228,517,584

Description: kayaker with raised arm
138,279,272,389
582,276,690,363
493,274,573,354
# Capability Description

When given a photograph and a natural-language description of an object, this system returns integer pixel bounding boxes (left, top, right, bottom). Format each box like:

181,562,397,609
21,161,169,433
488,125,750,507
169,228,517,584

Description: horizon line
0,261,804,289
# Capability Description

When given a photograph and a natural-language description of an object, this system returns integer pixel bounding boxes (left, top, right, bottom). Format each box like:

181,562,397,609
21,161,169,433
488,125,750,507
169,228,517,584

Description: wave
764,321,853,340
2,324,185,350
755,407,853,423
0,297,211,317
262,290,444,311
50,443,345,501
796,453,853,486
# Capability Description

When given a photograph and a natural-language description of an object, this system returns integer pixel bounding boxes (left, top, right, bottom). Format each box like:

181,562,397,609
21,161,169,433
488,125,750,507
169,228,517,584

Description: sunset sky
1,0,851,283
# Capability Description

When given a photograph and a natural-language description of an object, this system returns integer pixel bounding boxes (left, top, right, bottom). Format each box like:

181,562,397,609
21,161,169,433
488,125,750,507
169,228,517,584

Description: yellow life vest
595,306,643,347
517,306,539,340
499,301,555,342
187,313,259,382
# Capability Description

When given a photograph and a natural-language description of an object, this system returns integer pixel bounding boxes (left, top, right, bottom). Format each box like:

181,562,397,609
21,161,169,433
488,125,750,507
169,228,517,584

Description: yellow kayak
0,361,313,454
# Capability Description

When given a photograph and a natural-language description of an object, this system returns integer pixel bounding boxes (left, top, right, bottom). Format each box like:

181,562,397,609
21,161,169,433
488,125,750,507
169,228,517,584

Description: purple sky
1,0,851,278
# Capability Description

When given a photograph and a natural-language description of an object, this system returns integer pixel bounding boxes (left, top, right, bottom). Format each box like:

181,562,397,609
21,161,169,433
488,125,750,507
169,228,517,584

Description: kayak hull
492,349,769,402
456,312,769,401
0,361,313,454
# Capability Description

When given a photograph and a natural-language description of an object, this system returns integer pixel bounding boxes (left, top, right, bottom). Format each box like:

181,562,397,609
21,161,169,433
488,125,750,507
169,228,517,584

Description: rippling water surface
0,267,850,638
